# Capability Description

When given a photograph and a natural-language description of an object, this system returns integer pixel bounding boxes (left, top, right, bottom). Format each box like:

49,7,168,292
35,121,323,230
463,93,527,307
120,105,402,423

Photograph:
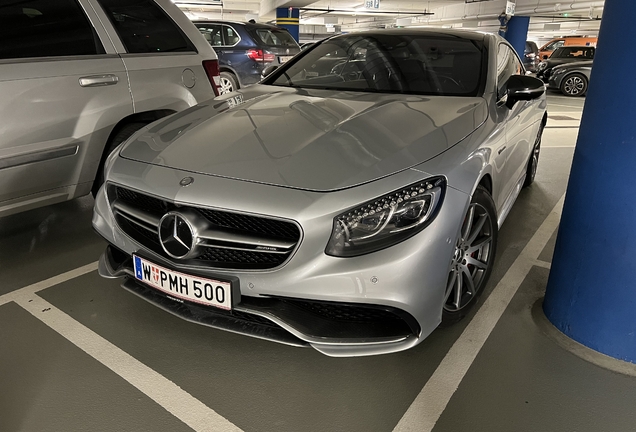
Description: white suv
0,0,221,217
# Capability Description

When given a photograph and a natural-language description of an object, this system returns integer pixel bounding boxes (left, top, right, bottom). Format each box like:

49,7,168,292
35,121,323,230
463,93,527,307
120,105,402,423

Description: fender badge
179,177,194,187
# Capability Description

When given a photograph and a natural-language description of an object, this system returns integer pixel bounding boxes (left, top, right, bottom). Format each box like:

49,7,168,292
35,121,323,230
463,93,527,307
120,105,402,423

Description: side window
0,0,104,60
223,26,240,46
97,0,195,54
546,40,564,51
196,24,223,46
497,44,523,100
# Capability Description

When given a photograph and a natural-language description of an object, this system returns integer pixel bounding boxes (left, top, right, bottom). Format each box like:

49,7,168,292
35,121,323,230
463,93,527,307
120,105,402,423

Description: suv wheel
219,72,238,94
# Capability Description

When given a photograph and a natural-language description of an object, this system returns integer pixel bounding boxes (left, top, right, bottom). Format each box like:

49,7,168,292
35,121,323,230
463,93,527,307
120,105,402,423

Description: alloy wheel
563,76,585,96
444,203,494,312
220,77,234,94
530,135,541,179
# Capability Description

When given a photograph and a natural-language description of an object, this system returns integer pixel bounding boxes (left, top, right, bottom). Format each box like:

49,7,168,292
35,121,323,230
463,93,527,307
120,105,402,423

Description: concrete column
276,7,299,42
504,16,530,59
543,0,636,362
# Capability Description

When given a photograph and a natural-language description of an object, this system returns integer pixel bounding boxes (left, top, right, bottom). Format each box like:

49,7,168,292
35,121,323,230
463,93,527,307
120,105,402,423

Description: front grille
198,208,299,241
108,185,301,270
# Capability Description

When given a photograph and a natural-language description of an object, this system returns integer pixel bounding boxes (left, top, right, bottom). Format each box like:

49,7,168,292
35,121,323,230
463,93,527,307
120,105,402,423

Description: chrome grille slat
198,241,290,254
113,201,160,231
108,185,301,270
197,227,296,251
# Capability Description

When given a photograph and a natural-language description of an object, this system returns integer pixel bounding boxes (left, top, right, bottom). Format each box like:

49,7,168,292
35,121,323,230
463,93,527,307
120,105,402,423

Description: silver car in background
94,30,547,356
0,0,220,217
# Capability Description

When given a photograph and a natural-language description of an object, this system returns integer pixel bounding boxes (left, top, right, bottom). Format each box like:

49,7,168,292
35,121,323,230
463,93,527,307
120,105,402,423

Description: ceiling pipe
414,2,604,24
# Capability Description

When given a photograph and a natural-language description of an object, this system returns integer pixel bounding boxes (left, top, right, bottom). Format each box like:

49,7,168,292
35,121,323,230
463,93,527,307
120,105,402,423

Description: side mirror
505,75,545,109
261,65,279,79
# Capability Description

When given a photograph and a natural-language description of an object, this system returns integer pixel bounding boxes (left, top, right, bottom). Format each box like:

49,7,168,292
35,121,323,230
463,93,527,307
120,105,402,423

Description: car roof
192,20,285,30
327,28,487,42
556,45,595,49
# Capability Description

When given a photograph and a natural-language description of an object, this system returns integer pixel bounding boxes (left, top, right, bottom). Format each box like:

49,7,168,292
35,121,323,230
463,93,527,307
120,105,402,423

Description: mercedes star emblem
159,212,196,259
180,176,194,187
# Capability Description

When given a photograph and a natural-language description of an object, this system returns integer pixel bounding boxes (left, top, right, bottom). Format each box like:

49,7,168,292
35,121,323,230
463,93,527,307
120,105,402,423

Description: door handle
79,74,119,87
498,146,507,155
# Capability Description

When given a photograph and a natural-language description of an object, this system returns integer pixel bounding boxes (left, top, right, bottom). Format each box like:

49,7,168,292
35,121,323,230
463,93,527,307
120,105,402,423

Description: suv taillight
246,49,275,63
202,60,221,96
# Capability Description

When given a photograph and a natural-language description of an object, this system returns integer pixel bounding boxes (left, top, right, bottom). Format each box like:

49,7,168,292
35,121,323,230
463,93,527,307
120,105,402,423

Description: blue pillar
543,0,636,362
504,16,530,59
276,7,299,42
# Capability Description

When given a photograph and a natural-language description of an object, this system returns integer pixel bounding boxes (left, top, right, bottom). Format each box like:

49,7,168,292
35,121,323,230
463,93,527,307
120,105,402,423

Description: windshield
252,28,299,47
553,47,595,59
266,34,485,96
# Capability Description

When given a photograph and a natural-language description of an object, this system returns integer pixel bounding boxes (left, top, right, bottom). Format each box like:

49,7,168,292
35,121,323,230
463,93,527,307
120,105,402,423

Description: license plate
133,255,232,311
279,56,293,63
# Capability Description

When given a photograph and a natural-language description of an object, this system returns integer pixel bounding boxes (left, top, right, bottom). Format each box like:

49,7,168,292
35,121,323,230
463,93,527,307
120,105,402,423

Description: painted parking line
393,195,565,432
1,262,243,432
0,261,98,307
533,260,552,269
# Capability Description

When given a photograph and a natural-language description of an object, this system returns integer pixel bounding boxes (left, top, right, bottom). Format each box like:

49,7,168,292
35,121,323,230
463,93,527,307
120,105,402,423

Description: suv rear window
0,0,104,60
252,28,298,47
98,0,195,54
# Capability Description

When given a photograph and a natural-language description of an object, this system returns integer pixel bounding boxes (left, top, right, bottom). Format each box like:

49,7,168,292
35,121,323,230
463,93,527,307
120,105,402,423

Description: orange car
539,37,598,60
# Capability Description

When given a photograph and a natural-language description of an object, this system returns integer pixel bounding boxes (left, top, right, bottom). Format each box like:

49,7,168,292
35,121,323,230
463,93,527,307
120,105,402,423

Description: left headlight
326,177,446,257
538,62,548,70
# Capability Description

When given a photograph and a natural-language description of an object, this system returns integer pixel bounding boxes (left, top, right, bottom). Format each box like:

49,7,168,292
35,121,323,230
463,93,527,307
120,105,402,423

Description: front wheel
219,72,238,95
442,186,498,325
523,121,545,187
560,73,588,97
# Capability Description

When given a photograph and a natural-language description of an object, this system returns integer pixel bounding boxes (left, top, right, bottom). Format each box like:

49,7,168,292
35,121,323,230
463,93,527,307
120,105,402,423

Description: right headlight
325,177,446,257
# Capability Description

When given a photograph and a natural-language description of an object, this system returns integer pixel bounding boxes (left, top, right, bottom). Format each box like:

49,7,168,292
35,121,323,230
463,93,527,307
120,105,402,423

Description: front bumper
92,162,468,356
548,73,565,90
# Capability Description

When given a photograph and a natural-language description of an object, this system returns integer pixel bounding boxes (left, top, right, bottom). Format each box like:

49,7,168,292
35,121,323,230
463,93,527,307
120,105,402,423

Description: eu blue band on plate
134,256,143,280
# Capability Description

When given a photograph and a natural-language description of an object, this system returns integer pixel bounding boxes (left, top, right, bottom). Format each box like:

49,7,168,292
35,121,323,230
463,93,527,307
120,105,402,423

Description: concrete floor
2,93,634,432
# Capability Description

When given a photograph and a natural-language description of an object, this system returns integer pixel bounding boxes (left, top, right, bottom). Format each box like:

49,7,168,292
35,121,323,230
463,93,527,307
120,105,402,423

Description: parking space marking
14,293,244,432
1,261,243,432
533,260,552,269
549,103,585,109
0,261,98,307
393,195,564,432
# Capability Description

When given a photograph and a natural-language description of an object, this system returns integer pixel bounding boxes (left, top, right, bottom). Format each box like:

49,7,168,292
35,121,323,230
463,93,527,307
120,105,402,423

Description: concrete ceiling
174,0,604,43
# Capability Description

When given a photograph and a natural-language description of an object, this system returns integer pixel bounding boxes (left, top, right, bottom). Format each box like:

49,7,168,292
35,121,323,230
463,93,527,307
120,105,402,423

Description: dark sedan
548,60,593,96
536,46,595,83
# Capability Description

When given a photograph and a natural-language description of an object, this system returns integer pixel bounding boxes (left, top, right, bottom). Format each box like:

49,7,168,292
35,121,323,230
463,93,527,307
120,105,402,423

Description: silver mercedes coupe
93,29,547,357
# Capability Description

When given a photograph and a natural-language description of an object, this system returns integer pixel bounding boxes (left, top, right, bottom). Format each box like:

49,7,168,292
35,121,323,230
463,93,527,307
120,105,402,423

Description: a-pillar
504,16,530,59
543,0,636,362
276,7,300,42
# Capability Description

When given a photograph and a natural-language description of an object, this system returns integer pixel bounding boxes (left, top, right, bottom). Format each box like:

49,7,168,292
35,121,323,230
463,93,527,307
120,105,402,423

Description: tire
91,122,147,197
523,121,545,188
442,186,498,325
219,72,238,95
560,73,588,97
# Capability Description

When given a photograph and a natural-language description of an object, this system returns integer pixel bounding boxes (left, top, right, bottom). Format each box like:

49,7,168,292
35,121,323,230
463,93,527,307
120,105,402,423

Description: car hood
546,57,592,68
553,60,594,70
120,85,487,192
